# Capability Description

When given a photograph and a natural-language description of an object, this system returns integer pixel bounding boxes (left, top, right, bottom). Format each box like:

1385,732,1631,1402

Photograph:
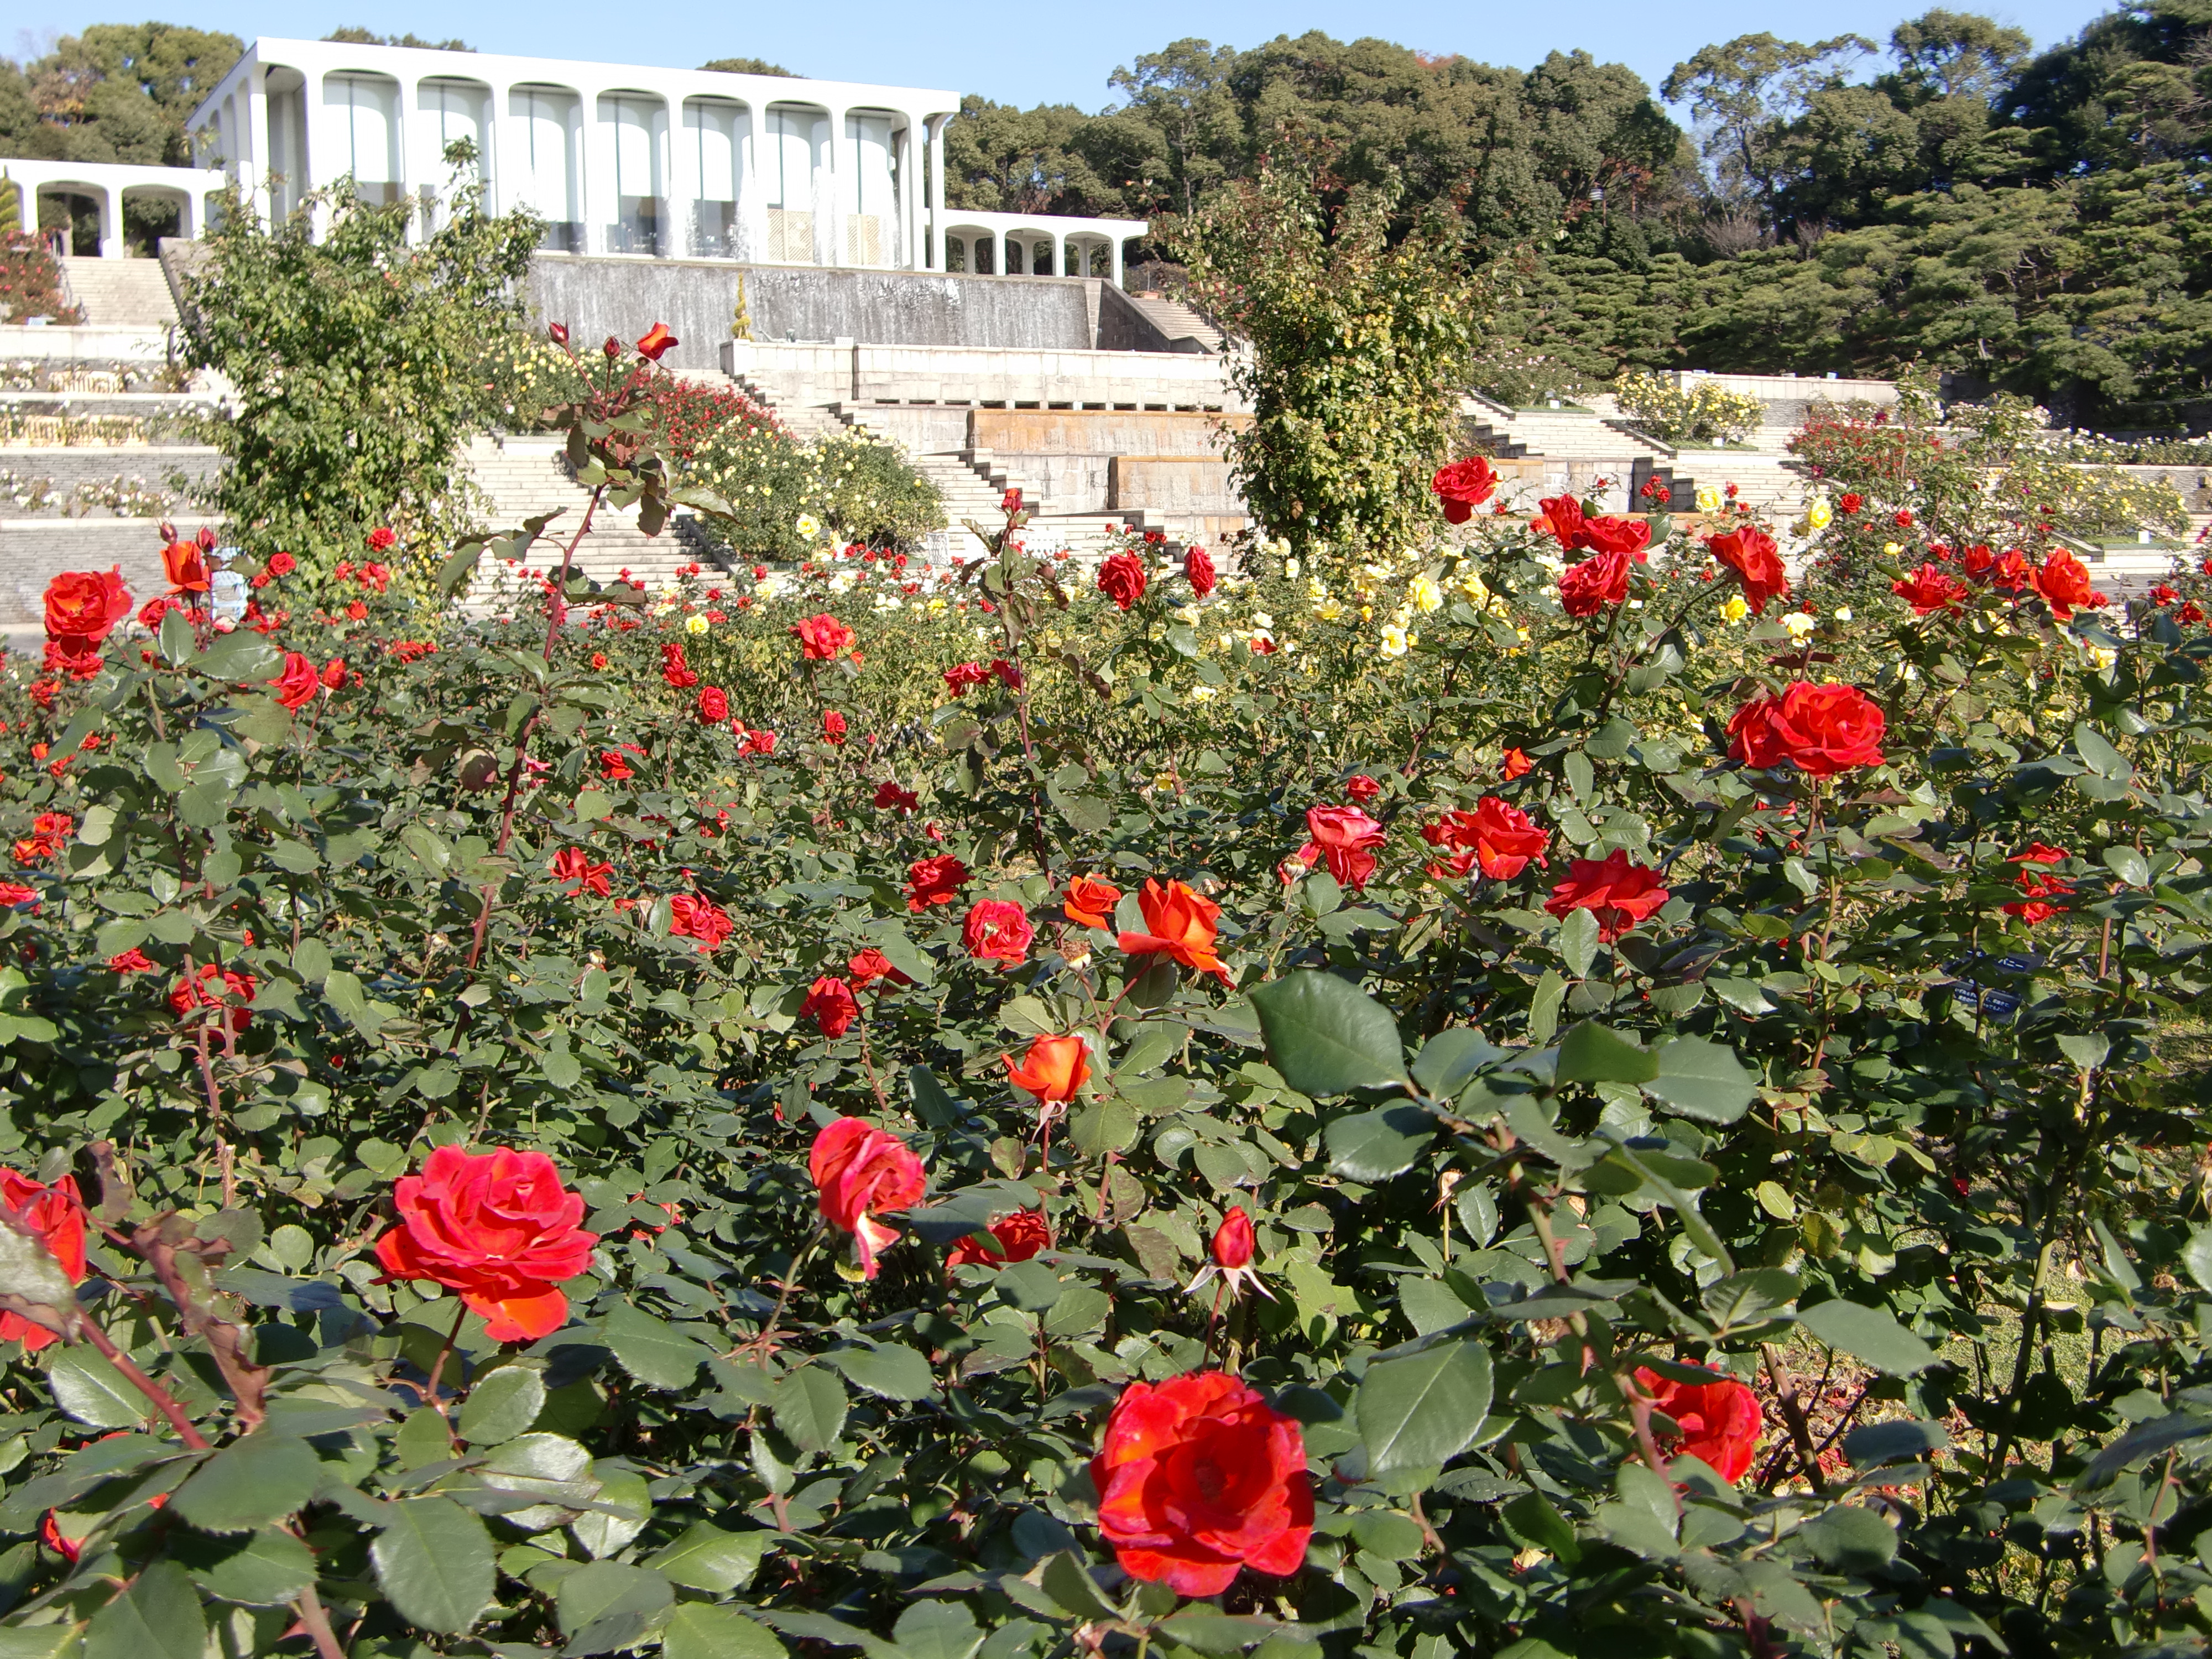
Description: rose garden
1,149,2211,1659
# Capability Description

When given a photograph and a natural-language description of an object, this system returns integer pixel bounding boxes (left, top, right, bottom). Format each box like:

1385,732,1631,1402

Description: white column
581,80,609,254
828,105,854,266
247,70,273,227
899,116,918,268
1110,237,1124,289
927,116,945,270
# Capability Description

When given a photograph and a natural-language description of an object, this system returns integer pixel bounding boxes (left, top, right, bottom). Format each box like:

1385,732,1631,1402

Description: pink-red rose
371,1146,596,1342
963,899,1035,965
1098,551,1147,611
1543,850,1670,943
810,1118,926,1279
1727,682,1886,776
1432,456,1499,524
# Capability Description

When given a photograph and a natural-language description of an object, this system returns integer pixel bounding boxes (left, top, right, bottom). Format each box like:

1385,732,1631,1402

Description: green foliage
0,24,242,168
1168,162,1474,561
180,152,543,570
682,424,943,561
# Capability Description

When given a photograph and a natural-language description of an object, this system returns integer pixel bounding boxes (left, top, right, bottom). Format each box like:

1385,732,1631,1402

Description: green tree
1662,32,1878,206
182,147,543,566
12,24,242,165
1169,158,1474,559
698,56,792,76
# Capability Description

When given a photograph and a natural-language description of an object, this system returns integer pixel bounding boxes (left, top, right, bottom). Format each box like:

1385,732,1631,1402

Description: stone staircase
1462,398,1675,465
59,258,179,327
1124,293,1223,353
462,435,719,594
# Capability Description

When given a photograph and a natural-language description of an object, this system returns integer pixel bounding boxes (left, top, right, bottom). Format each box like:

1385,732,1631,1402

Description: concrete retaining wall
971,408,1243,455
0,446,219,494
0,325,177,366
1109,456,1241,515
731,339,1238,413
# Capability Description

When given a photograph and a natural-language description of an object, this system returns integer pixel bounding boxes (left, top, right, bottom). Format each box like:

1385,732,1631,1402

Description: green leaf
1527,968,1566,1044
1355,1339,1494,1481
825,1343,934,1401
2057,1033,2109,1076
2102,845,2150,888
663,1604,787,1659
1557,907,1599,978
1323,1104,1438,1182
0,1626,83,1659
1843,1418,1949,1467
2078,1412,2212,1491
0,1208,79,1318
1644,1036,1757,1123
1410,1028,1505,1099
570,1463,651,1559
889,1601,983,1659
2074,722,2132,780
46,1348,152,1429
170,1432,321,1533
1556,1021,1657,1085
773,1366,849,1453
84,1559,202,1659
1155,1614,1282,1653
647,1521,768,1593
1249,971,1408,1097
2183,1226,2212,1295
602,1302,709,1389
158,608,195,665
371,1496,494,1635
555,1559,673,1642
195,630,283,683
1799,1300,1937,1375
171,1526,317,1605
459,1364,547,1445
1803,1505,1898,1573
439,540,488,596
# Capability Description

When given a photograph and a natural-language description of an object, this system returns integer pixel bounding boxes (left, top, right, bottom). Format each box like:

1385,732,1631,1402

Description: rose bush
0,341,2204,1659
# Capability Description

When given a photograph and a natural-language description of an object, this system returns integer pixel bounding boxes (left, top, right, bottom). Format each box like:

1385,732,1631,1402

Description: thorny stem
1760,1342,1830,1494
78,1319,209,1450
746,1226,824,1358
422,1297,469,1423
289,1579,348,1659
855,1013,889,1116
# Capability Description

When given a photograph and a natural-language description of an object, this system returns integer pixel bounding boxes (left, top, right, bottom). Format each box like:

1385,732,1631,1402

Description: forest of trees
5,6,2211,426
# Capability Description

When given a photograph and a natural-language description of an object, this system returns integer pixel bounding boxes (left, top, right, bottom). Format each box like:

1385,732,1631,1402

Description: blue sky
22,0,2114,111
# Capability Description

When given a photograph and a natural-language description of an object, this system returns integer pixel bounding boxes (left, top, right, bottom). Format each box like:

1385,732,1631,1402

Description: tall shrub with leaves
181,146,542,571
1168,158,1476,563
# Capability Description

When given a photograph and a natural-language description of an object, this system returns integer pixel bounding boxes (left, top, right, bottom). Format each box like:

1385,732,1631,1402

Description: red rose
551,847,613,896
943,661,992,696
963,899,1035,965
161,540,210,593
1727,682,1886,776
636,322,679,361
371,1146,597,1342
107,948,155,973
1212,1206,1254,1270
989,658,1024,690
2004,870,2074,924
810,1117,926,1279
43,634,105,681
1119,878,1233,984
669,894,734,951
1543,849,1670,942
1005,1032,1089,1102
1432,456,1499,524
1063,875,1122,929
1098,551,1147,611
1634,1366,1762,1482
1892,564,1967,615
1501,747,1533,781
906,854,969,912
43,567,130,647
269,652,320,709
0,1171,86,1351
367,526,397,552
599,750,634,781
267,551,296,577
802,975,860,1037
848,947,911,989
1990,549,2032,593
823,709,848,743
2009,842,2070,866
697,686,730,723
1092,1371,1314,1595
1557,549,1631,617
1299,804,1386,891
1185,545,1217,598
1532,494,1587,546
1961,544,1994,576
741,728,778,757
792,614,857,661
2032,549,2105,621
874,781,919,814
1893,508,1914,528
320,658,347,690
1577,515,1651,561
1462,796,1550,878
1344,774,1381,804
1708,526,1789,615
1838,493,1863,514
947,1209,1051,1267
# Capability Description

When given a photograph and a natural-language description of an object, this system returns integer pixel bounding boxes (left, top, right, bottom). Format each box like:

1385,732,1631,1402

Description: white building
183,39,1148,280
0,159,229,259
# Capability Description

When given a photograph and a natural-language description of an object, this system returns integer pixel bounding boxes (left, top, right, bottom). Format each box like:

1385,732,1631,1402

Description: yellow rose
685,613,710,635
1720,594,1749,623
1379,624,1409,659
1807,499,1833,530
1408,573,1444,613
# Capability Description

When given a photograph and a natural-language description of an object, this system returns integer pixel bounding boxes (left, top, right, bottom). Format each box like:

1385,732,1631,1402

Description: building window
763,106,821,264
685,98,744,258
601,93,663,255
510,85,580,250
846,111,898,266
325,73,401,206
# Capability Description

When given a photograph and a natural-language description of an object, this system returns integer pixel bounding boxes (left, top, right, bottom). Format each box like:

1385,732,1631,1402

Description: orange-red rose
1543,850,1670,942
161,540,210,593
1577,515,1651,560
947,1209,1051,1267
963,899,1034,965
0,1171,86,1350
1092,1371,1314,1596
1634,1365,1763,1482
1119,878,1233,984
635,322,678,361
1727,681,1886,776
792,613,857,660
1300,804,1386,891
2032,549,2106,621
1063,875,1122,929
1892,563,1967,615
270,652,320,709
810,1117,926,1280
802,975,860,1036
1708,526,1788,615
1006,1032,1090,1102
1098,551,1147,611
1532,494,1587,546
905,854,969,912
1432,456,1499,524
1185,545,1217,598
1557,549,1631,616
372,1145,597,1342
43,567,130,649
